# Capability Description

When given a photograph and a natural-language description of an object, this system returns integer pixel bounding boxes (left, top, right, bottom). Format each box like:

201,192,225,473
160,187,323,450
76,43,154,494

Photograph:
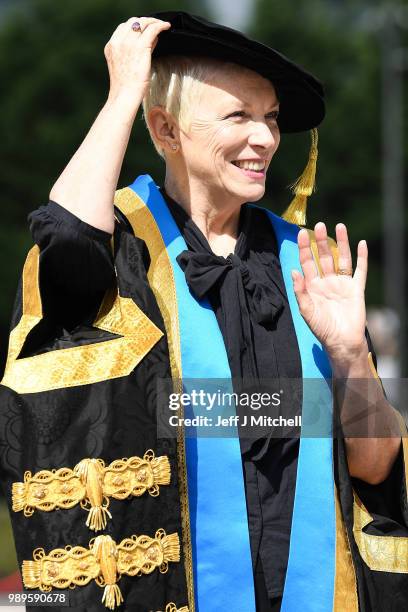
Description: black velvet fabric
0,203,188,611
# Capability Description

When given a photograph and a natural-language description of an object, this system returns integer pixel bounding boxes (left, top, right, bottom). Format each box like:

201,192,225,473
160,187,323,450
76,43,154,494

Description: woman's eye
227,110,279,120
227,111,246,118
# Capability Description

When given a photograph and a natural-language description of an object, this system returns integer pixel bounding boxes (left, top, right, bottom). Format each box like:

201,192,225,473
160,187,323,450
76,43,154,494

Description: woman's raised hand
104,17,171,104
292,223,368,365
49,17,170,233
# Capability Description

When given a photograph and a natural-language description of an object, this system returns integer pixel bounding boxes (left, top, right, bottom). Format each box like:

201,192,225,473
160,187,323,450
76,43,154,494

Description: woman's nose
247,121,279,150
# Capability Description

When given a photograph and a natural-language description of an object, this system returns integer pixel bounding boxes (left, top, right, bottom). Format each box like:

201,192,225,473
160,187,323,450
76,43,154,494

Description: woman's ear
147,107,180,155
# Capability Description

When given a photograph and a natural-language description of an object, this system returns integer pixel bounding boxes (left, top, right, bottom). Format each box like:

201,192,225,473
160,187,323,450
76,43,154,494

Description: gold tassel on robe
92,536,124,610
74,459,112,531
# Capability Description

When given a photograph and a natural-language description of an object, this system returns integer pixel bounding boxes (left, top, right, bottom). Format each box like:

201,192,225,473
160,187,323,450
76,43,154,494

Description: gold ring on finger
337,268,353,276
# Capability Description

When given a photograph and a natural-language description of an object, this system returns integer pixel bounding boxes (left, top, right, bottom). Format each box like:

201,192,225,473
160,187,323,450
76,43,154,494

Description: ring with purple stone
131,21,141,32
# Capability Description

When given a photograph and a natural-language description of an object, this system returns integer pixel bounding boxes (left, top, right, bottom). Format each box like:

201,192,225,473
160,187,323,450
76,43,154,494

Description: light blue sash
129,175,255,612
128,175,336,611
264,210,335,612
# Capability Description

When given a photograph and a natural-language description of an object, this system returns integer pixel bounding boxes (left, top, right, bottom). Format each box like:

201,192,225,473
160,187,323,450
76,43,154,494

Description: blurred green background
0,0,407,586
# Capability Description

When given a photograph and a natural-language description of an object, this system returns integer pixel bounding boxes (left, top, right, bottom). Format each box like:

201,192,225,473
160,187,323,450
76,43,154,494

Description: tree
251,0,408,310
0,0,193,373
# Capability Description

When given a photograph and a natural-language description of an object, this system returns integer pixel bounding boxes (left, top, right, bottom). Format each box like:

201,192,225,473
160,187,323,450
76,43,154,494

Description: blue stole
263,210,335,612
128,175,335,612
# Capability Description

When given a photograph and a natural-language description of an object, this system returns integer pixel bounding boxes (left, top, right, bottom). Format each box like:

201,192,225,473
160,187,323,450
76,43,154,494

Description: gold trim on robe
114,187,195,611
333,486,359,611
22,531,180,610
353,492,408,573
12,451,170,531
1,246,163,393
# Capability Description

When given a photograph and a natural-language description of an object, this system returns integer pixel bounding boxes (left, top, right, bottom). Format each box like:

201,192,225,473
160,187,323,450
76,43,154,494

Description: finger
112,17,147,40
113,17,168,43
124,16,167,28
353,240,368,289
314,222,335,276
108,22,130,45
124,16,170,37
108,18,143,47
138,20,171,48
335,223,352,273
298,228,319,283
292,270,314,318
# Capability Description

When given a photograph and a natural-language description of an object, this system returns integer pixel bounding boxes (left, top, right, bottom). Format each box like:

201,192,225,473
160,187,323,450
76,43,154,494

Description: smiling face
176,64,280,206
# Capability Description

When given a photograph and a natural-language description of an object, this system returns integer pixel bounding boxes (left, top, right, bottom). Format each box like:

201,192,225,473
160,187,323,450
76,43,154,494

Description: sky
204,0,254,31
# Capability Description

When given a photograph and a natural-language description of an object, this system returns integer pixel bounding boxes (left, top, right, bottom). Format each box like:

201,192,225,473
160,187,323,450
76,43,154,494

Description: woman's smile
231,159,267,179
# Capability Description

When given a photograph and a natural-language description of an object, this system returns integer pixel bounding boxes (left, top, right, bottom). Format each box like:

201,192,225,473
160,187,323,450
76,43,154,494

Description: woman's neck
164,177,242,257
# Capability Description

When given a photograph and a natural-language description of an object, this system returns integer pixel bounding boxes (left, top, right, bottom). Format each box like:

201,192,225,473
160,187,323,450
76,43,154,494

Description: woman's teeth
233,160,266,171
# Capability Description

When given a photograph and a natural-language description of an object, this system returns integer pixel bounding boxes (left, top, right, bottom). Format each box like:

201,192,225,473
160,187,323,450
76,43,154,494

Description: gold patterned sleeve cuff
12,450,170,531
22,530,180,610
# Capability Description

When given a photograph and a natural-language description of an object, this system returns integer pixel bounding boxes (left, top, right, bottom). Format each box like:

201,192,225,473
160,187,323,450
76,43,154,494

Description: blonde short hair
142,55,242,159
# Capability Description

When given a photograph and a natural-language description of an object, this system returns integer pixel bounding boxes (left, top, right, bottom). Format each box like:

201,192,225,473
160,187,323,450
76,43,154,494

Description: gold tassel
101,584,123,610
151,456,171,486
12,481,27,512
75,458,111,531
282,128,319,226
161,532,180,563
22,560,41,589
93,535,123,610
86,505,112,531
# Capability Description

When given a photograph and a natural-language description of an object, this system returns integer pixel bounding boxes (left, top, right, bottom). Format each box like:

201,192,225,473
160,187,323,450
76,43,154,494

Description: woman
1,11,407,612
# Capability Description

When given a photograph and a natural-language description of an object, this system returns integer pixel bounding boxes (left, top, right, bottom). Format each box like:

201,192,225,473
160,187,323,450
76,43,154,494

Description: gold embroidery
353,492,408,573
115,187,195,611
12,451,170,531
1,246,163,393
22,530,180,610
333,486,358,611
3,246,43,368
75,459,112,532
156,604,189,612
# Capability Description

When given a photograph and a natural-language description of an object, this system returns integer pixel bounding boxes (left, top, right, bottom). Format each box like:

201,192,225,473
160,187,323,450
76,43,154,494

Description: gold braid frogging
12,451,170,531
22,531,180,610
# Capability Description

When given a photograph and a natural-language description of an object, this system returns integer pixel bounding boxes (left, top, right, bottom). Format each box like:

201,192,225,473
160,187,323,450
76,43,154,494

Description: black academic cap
146,11,325,134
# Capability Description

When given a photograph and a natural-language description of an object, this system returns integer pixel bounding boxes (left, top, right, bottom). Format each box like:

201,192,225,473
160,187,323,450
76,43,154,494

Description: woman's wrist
105,88,144,122
327,339,370,378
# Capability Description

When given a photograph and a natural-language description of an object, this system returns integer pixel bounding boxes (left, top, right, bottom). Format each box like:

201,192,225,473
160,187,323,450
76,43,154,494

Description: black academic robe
0,205,190,611
1,186,407,612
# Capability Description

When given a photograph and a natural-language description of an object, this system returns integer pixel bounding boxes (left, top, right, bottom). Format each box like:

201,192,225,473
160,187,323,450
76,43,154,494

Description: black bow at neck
160,188,284,379
177,249,283,326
